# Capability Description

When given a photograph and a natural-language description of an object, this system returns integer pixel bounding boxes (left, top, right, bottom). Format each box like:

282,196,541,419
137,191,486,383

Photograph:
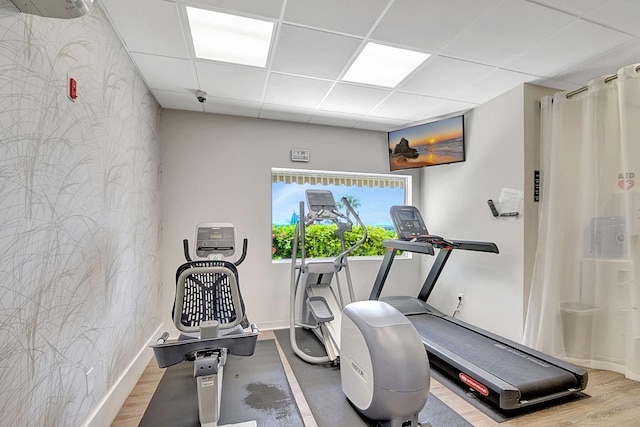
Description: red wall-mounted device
69,77,77,100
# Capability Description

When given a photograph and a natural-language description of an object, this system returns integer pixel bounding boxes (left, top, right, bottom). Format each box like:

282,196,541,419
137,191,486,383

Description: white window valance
271,168,406,189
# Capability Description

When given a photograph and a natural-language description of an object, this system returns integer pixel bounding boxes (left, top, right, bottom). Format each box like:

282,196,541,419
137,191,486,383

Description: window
271,168,411,260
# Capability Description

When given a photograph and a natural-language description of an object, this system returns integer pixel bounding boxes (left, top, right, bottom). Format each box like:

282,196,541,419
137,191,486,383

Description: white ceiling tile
283,0,388,36
152,89,205,111
457,68,541,104
371,0,500,51
320,83,391,115
131,53,197,91
443,0,576,66
504,19,632,76
584,0,640,37
259,104,315,123
270,24,362,79
528,0,611,15
551,39,640,85
369,92,442,121
418,100,476,122
264,74,333,109
309,111,362,128
101,0,189,58
354,118,410,131
203,98,262,117
195,61,268,101
399,56,495,98
185,0,284,19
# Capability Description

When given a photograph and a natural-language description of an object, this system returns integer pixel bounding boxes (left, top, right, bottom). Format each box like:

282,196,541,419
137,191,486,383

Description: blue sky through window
272,182,405,227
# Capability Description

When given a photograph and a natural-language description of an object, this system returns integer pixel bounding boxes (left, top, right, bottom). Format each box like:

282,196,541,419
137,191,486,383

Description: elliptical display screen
390,205,429,240
306,190,338,216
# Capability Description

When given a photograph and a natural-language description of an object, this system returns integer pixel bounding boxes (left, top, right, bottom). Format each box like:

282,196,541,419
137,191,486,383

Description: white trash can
560,302,601,359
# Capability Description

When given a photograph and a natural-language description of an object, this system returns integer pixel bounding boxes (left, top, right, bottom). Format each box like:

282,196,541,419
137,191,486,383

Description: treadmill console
390,206,429,240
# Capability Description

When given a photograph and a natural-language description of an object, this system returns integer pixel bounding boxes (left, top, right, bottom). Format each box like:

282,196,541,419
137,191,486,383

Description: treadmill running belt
409,314,578,400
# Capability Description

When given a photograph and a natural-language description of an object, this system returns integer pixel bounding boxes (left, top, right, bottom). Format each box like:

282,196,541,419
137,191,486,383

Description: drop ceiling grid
99,0,640,130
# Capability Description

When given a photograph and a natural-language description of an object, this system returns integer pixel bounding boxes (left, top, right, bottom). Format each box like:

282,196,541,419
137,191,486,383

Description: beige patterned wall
0,1,161,425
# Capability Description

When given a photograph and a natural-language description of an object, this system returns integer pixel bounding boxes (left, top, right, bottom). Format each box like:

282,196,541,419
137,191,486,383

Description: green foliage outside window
272,224,397,260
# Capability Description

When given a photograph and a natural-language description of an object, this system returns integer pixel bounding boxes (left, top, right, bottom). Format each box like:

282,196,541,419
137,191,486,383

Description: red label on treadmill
459,373,489,396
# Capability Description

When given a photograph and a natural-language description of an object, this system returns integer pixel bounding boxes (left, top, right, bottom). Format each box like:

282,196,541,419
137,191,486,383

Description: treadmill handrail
372,238,498,302
382,238,498,254
382,239,434,255
445,239,499,253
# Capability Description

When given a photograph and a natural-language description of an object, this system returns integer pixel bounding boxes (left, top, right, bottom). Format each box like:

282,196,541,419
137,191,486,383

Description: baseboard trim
81,324,164,427
258,319,290,331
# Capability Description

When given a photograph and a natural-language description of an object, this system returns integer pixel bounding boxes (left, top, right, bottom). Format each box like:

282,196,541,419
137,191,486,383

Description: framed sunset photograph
388,115,465,171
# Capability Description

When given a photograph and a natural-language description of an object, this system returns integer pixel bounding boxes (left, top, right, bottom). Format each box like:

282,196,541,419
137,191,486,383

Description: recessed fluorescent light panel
186,7,274,67
343,43,430,87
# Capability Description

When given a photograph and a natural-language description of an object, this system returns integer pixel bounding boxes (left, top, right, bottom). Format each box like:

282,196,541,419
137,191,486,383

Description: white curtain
524,64,640,381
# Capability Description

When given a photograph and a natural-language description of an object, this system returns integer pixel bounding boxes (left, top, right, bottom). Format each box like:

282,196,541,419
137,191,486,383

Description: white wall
0,2,161,426
159,84,557,341
418,84,555,341
159,110,422,330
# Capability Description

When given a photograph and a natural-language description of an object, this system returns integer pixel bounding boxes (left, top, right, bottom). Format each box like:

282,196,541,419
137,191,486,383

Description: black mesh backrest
172,260,247,329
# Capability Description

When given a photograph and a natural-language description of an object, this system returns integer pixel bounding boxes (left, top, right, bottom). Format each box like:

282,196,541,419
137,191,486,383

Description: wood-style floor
112,330,640,427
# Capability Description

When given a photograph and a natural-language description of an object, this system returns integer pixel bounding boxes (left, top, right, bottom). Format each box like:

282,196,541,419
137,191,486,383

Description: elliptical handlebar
298,196,368,264
335,196,368,262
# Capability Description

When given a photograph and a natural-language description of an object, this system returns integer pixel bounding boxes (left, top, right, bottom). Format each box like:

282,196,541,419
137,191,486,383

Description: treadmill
369,205,588,411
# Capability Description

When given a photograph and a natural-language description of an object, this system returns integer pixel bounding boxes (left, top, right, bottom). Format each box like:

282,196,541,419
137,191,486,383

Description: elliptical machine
288,192,431,426
289,189,367,365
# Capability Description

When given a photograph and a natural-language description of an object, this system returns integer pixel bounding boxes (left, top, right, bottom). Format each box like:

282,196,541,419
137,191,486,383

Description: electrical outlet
86,367,95,396
457,293,464,304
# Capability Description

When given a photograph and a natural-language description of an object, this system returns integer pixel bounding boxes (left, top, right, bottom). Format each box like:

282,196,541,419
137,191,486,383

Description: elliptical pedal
306,296,334,323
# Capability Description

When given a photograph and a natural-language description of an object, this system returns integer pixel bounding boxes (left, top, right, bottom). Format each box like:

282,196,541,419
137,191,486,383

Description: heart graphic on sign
618,179,635,190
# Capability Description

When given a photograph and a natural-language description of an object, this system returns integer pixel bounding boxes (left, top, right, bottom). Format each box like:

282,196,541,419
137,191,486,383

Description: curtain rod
565,64,640,99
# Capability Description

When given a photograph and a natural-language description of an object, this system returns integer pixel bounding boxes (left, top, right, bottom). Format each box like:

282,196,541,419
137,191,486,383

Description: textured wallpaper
0,1,161,425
